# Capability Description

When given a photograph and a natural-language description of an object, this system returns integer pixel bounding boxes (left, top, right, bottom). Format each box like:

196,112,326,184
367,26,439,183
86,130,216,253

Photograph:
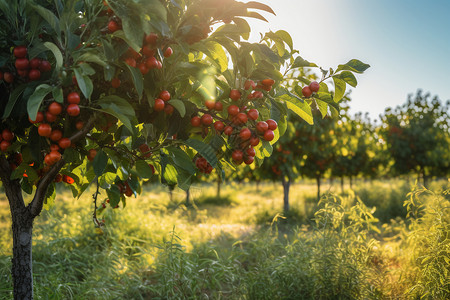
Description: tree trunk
340,176,344,194
349,176,353,189
185,189,190,206
216,175,221,199
4,178,34,300
281,177,290,212
422,169,428,188
316,176,321,200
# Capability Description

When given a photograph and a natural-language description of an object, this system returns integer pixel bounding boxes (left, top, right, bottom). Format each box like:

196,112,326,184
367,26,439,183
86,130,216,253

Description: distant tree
380,90,450,186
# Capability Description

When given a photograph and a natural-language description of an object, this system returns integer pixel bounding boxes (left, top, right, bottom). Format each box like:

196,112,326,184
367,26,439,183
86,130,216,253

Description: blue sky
246,0,450,119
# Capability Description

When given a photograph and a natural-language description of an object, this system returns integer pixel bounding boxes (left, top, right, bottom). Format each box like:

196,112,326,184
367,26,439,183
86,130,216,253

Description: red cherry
108,20,120,33
145,56,159,69
205,100,215,110
49,150,62,164
309,81,320,93
302,86,312,98
227,105,239,116
244,156,254,165
67,92,81,104
2,129,14,141
214,102,223,111
154,98,165,111
88,149,97,161
58,138,71,149
256,121,268,133
164,104,174,115
29,111,44,124
155,61,162,69
13,46,27,58
0,141,10,152
66,104,81,117
38,123,52,137
224,126,233,136
261,78,275,87
201,114,213,126
236,112,248,125
229,89,241,101
142,45,155,57
29,58,41,69
3,72,14,83
50,144,59,152
39,60,52,72
48,102,62,115
232,150,243,162
266,119,278,131
75,121,84,130
239,128,251,140
191,116,201,127
164,47,173,58
138,63,149,75
159,90,171,101
15,58,29,70
145,33,158,45
214,121,224,132
111,78,121,88
50,129,62,142
17,69,28,78
28,69,41,81
247,109,259,121
244,80,256,90
46,111,57,123
124,57,136,68
250,136,260,146
246,147,256,157
263,130,274,141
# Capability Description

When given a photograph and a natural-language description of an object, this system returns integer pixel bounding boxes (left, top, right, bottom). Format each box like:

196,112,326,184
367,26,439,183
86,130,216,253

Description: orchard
0,0,369,299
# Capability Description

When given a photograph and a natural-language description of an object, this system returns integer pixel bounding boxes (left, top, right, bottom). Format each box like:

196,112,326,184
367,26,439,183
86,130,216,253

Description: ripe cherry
232,150,243,162
263,129,274,141
39,60,52,72
205,100,215,110
15,58,29,70
108,20,120,33
250,136,260,146
0,141,10,152
46,111,57,123
75,121,84,130
261,78,275,87
67,104,81,117
138,63,149,75
164,47,173,58
142,45,155,57
145,33,158,45
214,121,224,132
58,138,71,149
67,92,81,104
50,144,60,152
309,81,320,93
247,109,259,121
201,114,213,126
164,104,174,115
154,98,165,111
246,147,256,157
266,119,278,131
29,58,41,69
236,113,248,125
124,57,136,68
111,78,121,88
2,129,14,141
88,149,97,161
29,111,44,124
244,156,254,165
145,56,158,69
48,102,62,115
28,69,41,81
3,72,14,83
227,105,239,116
50,129,63,142
224,126,233,136
229,89,241,101
244,80,256,90
239,128,251,140
13,46,27,58
256,121,268,133
38,123,52,137
159,90,171,101
191,116,201,127
49,150,61,163
214,102,223,111
302,86,312,98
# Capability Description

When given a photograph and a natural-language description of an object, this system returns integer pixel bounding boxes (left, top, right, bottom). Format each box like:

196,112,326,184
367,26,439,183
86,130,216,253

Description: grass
0,178,449,299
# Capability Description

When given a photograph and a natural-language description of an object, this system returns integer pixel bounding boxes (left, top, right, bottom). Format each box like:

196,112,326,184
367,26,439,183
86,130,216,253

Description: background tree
380,90,449,187
0,0,367,298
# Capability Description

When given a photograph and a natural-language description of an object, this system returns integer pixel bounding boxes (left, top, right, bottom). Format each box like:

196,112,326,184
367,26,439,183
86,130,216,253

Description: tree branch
0,154,26,211
28,116,97,218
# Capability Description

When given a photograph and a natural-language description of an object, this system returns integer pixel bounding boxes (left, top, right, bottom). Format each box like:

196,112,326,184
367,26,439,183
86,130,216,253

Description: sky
245,0,450,120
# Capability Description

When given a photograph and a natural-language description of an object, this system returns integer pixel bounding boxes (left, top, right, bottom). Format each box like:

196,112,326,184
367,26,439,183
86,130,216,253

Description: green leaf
315,99,328,118
136,160,154,179
292,56,317,68
163,164,178,185
337,71,357,87
27,84,52,121
124,64,143,99
107,185,121,207
275,30,293,50
245,1,276,15
92,149,108,177
43,42,63,69
205,41,228,72
167,146,196,174
97,95,135,116
332,76,346,103
336,59,370,74
33,4,60,37
73,68,93,99
52,86,64,103
279,94,313,125
76,52,107,67
168,99,186,117
184,139,218,168
2,84,27,118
